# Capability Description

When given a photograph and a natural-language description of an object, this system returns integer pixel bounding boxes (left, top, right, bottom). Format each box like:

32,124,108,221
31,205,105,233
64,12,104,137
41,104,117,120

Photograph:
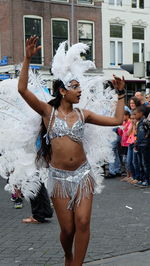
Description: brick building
0,0,102,79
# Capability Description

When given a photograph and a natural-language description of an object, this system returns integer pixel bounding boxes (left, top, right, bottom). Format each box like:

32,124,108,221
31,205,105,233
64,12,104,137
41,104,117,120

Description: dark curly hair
129,96,141,109
36,79,66,165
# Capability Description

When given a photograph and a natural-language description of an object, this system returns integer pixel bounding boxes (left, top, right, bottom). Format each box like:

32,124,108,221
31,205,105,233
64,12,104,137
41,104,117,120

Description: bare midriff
50,136,86,170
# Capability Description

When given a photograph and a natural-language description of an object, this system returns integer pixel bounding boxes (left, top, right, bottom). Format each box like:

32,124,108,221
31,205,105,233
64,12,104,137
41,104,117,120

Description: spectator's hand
26,35,41,59
112,75,125,92
132,119,136,126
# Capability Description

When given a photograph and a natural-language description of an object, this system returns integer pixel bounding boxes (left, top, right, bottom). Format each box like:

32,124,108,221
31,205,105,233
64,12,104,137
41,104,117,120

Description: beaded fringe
49,174,95,210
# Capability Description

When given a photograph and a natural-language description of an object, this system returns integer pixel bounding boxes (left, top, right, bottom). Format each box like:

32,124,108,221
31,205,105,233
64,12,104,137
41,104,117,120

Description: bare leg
72,193,93,266
51,197,75,266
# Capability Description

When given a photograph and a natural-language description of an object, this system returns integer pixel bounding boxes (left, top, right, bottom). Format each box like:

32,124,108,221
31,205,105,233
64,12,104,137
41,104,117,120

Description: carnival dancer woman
18,36,125,266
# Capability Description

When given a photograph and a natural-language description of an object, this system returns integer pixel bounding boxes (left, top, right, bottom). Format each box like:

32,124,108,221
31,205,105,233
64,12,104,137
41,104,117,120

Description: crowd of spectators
105,91,150,188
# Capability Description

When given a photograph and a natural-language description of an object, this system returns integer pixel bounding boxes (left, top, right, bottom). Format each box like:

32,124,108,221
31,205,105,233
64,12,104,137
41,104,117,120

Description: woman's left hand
112,75,125,92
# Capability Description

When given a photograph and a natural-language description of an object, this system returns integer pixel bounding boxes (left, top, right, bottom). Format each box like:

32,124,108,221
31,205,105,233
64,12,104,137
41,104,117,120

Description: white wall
102,0,150,80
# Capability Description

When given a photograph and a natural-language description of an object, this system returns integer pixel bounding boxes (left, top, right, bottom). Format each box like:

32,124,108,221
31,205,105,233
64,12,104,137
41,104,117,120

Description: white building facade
102,0,150,95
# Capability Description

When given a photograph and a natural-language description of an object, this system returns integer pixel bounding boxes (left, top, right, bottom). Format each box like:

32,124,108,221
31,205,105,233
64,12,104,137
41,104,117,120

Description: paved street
1,176,150,266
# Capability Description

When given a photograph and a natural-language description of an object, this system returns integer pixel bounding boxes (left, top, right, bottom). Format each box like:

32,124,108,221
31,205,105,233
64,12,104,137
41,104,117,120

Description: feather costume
0,42,117,198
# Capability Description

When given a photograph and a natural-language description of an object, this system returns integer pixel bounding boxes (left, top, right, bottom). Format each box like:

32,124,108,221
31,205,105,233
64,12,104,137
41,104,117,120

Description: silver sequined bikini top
44,107,85,144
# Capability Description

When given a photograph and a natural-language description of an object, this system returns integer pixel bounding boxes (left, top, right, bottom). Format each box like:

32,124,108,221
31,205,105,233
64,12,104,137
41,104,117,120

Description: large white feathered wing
0,40,119,198
0,71,52,199
76,76,117,193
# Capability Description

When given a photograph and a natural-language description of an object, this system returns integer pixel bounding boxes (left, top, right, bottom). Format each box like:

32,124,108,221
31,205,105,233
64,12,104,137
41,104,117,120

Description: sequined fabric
47,161,95,210
49,109,84,143
49,116,84,143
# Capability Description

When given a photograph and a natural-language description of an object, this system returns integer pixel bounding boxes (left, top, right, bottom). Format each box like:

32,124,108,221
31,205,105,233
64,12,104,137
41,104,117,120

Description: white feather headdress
51,41,95,88
0,42,118,199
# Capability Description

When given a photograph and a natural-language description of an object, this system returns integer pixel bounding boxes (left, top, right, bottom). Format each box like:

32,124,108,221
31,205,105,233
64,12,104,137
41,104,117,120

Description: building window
51,0,68,2
132,27,144,40
133,43,144,62
132,27,144,62
109,0,122,6
78,0,93,4
52,19,69,56
78,21,94,61
24,16,43,64
132,0,144,8
110,24,122,38
110,24,123,66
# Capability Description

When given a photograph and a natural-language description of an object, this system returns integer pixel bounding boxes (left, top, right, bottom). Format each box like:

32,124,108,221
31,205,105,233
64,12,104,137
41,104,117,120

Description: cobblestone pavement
84,250,150,266
1,176,150,266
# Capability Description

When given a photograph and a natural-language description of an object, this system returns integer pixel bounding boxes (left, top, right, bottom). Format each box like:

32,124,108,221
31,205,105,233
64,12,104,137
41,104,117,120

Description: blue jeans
127,144,135,177
133,149,141,181
137,145,150,183
127,144,141,180
109,135,121,175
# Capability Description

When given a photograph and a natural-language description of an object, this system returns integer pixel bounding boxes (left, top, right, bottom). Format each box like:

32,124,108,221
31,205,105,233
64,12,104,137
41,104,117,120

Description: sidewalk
84,250,150,265
1,175,150,265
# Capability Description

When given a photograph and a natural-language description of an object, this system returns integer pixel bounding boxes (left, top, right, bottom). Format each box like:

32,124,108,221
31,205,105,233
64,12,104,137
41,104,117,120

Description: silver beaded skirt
47,161,95,210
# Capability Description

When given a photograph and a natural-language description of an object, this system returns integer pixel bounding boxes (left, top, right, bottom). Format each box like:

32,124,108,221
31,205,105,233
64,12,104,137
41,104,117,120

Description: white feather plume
0,43,118,198
0,70,52,199
75,76,117,193
51,42,95,86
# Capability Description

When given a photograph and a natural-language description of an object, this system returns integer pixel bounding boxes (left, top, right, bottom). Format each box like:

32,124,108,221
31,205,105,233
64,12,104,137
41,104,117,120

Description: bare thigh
74,192,93,227
51,197,75,231
74,175,94,222
51,174,94,229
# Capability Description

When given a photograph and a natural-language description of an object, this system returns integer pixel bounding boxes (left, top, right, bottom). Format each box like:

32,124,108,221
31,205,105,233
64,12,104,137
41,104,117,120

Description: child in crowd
13,186,23,209
10,186,23,209
125,113,139,184
118,111,131,179
145,94,150,107
7,177,23,209
134,106,150,187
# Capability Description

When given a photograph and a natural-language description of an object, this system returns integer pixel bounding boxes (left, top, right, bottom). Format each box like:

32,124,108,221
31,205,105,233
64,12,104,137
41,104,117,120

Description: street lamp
120,63,145,78
120,64,134,74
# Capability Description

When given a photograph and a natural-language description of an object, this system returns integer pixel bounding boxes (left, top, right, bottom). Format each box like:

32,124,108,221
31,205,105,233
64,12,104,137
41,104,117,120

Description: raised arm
84,75,125,126
18,36,49,116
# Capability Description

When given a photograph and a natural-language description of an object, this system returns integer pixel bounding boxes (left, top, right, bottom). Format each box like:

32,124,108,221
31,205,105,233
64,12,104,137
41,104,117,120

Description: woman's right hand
25,35,41,59
112,75,125,92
